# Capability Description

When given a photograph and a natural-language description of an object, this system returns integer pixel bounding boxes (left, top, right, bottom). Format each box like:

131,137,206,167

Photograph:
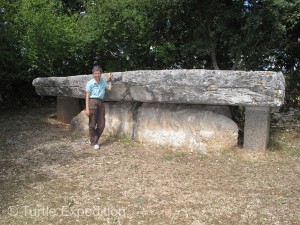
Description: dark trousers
88,99,105,145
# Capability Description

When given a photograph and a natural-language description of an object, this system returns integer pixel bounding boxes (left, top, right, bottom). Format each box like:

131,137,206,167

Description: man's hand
107,73,112,91
85,92,90,117
107,72,112,82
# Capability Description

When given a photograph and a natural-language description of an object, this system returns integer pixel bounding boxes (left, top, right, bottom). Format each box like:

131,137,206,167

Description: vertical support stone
57,97,81,123
244,106,271,150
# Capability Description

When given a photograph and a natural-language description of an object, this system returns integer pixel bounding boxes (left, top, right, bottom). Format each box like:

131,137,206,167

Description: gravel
0,104,299,224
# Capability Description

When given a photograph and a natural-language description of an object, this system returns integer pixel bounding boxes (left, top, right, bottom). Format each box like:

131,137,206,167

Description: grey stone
70,110,89,135
135,103,238,152
71,102,238,152
33,69,286,151
70,102,136,138
104,101,137,138
244,106,271,150
56,97,81,123
32,69,285,107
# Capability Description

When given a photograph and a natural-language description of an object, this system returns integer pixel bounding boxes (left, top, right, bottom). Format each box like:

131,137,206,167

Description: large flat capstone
32,69,285,107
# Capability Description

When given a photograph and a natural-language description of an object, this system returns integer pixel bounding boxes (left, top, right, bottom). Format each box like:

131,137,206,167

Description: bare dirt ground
0,102,299,225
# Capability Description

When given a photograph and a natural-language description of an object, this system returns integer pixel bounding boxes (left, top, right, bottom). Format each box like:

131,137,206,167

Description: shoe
93,144,100,150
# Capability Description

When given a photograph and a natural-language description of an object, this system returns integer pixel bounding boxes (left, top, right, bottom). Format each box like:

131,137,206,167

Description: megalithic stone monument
32,69,285,151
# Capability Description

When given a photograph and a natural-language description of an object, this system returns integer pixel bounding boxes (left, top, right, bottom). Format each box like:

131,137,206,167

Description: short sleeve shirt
85,78,108,99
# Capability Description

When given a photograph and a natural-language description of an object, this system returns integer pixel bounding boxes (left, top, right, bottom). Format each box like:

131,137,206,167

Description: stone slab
135,103,238,152
32,69,285,107
244,106,271,150
56,97,81,123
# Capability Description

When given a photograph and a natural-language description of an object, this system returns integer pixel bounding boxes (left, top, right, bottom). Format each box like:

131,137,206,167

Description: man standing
85,65,112,149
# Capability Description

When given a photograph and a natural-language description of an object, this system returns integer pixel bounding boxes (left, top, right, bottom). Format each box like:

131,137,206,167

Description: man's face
93,70,101,79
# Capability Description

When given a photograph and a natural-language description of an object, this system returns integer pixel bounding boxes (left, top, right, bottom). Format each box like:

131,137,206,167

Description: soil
0,103,299,225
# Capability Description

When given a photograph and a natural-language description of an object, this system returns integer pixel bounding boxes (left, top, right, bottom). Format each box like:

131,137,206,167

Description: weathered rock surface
104,101,137,138
70,110,89,134
134,103,238,152
32,69,285,107
70,102,136,138
70,102,238,152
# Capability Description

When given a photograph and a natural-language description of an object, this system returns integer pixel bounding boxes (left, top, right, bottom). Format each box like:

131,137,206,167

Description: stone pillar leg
57,97,81,123
243,106,271,150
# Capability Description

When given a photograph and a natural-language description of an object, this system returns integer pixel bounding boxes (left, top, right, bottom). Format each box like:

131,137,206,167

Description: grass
119,136,131,143
164,155,174,161
268,127,300,155
275,197,287,205
164,151,186,161
174,151,185,158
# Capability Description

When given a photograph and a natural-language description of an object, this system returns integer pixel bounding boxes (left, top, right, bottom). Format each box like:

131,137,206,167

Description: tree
79,0,153,71
61,0,87,14
0,0,21,79
13,0,84,77
0,0,299,106
0,0,86,104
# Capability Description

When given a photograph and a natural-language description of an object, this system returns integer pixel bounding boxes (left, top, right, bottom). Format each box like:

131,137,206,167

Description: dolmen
32,69,285,152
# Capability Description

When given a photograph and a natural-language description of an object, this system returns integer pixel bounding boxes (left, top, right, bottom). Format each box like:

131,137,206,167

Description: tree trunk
211,46,219,70
231,53,241,70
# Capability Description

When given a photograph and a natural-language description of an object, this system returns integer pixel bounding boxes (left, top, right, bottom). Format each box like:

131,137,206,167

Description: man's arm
107,73,112,91
107,81,112,91
85,92,90,116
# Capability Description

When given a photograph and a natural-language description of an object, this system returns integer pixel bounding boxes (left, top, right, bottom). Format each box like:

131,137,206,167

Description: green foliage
171,0,300,70
81,0,173,71
61,0,87,14
0,0,300,105
0,0,21,78
284,72,300,107
14,0,82,76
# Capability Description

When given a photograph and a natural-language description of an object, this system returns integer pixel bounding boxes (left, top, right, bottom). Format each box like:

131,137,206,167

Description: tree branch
211,47,219,70
206,22,219,70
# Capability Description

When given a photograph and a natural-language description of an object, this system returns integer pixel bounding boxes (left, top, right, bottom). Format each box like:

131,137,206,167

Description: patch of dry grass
0,104,299,224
